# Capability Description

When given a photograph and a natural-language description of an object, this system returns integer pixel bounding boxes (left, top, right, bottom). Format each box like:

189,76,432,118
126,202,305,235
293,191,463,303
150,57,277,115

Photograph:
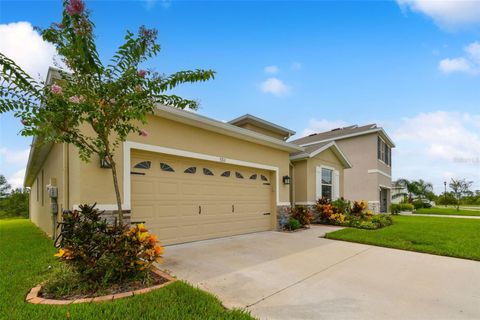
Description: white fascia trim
155,105,302,152
298,128,395,148
124,141,284,206
228,114,296,135
295,202,316,205
289,142,352,168
367,169,392,178
379,184,392,190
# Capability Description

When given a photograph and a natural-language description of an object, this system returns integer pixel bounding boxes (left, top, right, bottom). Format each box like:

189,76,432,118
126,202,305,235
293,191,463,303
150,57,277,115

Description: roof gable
290,141,352,168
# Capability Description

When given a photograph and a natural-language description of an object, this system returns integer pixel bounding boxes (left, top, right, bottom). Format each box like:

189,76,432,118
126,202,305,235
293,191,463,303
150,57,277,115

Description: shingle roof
289,141,352,168
289,141,331,158
290,124,378,146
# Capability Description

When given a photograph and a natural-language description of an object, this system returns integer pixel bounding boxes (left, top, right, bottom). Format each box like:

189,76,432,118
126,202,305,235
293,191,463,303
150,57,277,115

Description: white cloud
260,77,290,96
292,62,302,70
0,21,61,81
0,148,29,189
144,0,171,9
301,119,349,136
439,41,480,75
0,148,30,165
392,111,480,192
397,0,480,29
8,169,26,190
264,65,280,74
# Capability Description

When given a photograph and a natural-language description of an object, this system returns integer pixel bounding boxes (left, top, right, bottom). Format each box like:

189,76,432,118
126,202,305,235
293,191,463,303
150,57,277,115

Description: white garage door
130,150,274,245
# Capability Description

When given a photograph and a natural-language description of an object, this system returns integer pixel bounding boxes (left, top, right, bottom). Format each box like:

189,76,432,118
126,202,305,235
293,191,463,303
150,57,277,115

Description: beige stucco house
25,68,393,245
290,124,395,213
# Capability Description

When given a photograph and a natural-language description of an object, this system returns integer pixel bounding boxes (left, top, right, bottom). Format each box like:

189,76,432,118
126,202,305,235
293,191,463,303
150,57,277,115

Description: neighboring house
25,68,393,245
290,124,395,213
391,181,407,204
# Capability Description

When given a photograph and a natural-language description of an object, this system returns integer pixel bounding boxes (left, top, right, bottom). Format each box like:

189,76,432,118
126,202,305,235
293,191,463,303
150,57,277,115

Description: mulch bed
27,268,175,304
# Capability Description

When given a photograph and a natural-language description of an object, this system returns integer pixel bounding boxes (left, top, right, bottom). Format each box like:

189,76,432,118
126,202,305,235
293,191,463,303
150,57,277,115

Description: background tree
0,0,214,224
0,175,11,198
395,179,419,203
449,178,473,211
415,179,434,201
395,178,433,203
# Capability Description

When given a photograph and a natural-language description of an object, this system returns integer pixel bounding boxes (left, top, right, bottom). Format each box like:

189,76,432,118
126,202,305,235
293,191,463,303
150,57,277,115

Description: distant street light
444,181,447,207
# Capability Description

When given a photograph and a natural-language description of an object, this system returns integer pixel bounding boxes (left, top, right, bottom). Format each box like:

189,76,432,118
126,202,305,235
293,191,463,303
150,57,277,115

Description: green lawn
325,216,480,261
415,207,480,217
0,219,253,320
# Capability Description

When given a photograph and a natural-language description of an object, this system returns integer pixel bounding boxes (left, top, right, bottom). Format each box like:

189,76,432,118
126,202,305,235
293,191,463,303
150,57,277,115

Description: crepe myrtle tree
0,0,215,224
449,178,473,211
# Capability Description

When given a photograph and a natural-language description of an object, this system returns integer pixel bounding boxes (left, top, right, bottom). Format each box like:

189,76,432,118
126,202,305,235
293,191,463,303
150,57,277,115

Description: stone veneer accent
99,210,131,226
367,201,380,214
276,205,292,230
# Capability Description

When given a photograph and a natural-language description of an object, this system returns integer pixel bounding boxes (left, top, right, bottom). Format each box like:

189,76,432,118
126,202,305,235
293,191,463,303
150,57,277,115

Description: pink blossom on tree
66,0,85,16
51,84,63,95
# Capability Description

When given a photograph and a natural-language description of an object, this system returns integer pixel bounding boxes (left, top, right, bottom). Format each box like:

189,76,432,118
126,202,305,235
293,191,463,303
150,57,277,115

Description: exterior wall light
100,154,112,168
282,175,291,185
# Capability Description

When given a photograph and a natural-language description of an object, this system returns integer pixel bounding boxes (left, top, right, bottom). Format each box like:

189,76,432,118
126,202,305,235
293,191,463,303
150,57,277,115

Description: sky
0,0,479,193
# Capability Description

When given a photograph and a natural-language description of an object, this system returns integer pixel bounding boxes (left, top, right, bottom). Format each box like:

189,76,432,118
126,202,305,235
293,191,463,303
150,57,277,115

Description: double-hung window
316,167,339,201
321,168,333,201
377,137,391,166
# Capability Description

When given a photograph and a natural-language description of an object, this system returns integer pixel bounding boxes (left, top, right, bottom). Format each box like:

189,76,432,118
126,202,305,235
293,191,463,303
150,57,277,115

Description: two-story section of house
290,124,395,213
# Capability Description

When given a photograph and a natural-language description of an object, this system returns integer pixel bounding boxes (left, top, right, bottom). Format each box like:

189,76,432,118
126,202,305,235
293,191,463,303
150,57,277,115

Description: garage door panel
131,151,274,245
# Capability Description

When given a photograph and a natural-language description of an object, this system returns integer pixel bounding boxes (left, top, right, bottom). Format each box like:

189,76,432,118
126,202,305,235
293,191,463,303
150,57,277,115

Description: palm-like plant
0,0,215,224
415,179,434,200
395,178,433,203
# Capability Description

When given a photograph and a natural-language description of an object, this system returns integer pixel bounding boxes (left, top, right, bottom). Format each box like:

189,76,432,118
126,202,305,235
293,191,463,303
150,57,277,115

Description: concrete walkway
400,211,480,219
162,226,480,320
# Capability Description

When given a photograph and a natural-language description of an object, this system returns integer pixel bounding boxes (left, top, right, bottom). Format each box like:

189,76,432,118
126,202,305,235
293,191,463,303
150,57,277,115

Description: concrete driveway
162,226,480,320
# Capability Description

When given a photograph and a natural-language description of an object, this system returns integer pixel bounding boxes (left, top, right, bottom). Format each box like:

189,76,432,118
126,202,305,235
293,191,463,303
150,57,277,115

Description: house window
321,168,333,201
160,163,174,172
184,167,196,174
203,168,214,176
235,172,244,179
134,161,151,169
221,171,230,177
377,137,391,166
249,174,257,180
260,175,268,182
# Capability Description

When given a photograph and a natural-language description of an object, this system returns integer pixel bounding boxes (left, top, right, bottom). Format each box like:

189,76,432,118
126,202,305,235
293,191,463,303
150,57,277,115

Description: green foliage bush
390,204,400,214
285,217,302,231
290,206,314,226
0,188,29,218
316,197,393,230
412,200,425,209
54,204,163,286
400,203,414,211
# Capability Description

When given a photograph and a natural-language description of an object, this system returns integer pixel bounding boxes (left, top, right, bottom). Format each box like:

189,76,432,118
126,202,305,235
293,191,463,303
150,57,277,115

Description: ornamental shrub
399,203,414,211
291,206,314,226
285,217,302,231
412,200,425,209
390,204,400,214
54,204,163,284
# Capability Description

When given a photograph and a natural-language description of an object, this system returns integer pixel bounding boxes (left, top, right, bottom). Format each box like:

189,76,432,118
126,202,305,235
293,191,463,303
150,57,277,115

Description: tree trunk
108,154,123,225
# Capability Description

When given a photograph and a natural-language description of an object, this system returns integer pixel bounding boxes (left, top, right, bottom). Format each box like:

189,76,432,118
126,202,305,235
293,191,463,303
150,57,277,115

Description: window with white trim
321,168,333,201
377,137,391,166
